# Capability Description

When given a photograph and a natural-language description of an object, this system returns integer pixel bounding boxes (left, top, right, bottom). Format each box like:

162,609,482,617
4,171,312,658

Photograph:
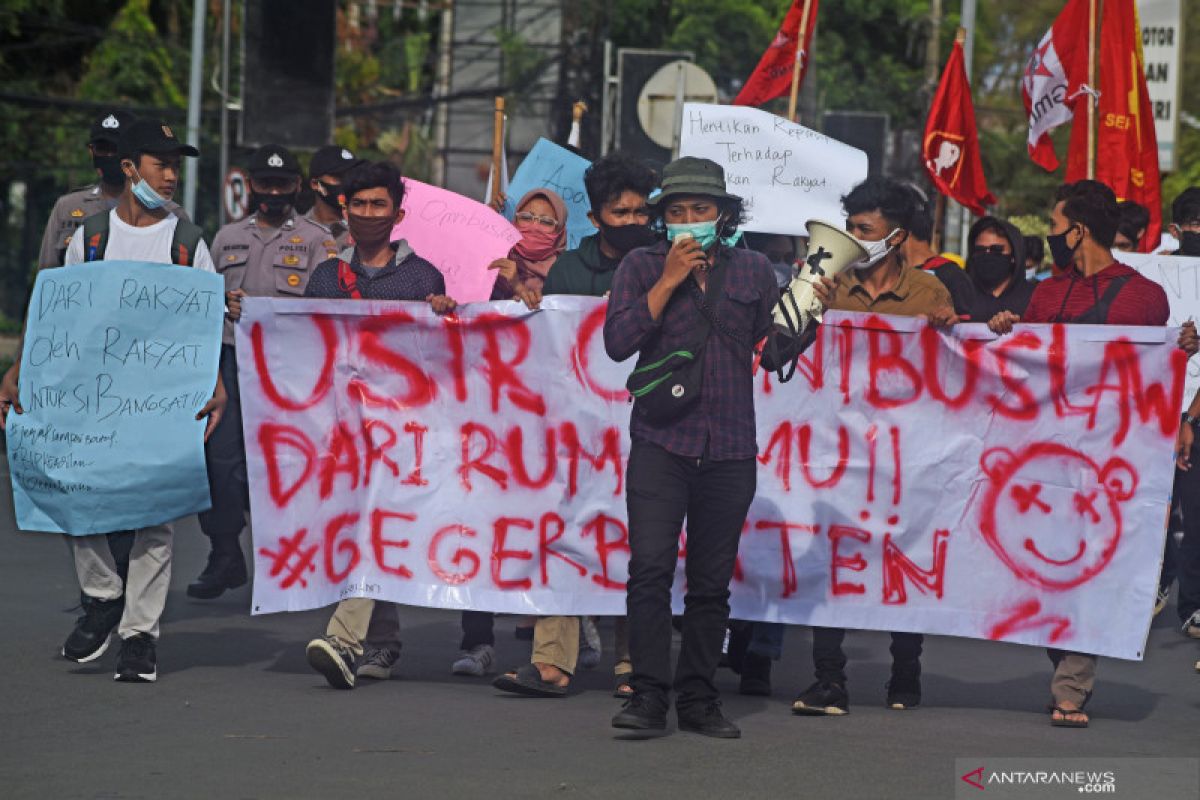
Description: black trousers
460,611,495,649
1174,450,1200,623
811,627,924,685
199,345,250,555
625,441,756,710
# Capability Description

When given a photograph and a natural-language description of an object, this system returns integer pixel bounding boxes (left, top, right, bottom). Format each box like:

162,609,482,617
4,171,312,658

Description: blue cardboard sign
504,137,595,250
6,261,224,535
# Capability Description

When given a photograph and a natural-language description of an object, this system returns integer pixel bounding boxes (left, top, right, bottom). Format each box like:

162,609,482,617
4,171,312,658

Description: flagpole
489,96,505,206
786,0,814,122
1086,0,1099,180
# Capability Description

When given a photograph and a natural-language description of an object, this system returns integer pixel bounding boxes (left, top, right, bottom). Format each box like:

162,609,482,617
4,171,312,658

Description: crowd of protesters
2,110,1199,739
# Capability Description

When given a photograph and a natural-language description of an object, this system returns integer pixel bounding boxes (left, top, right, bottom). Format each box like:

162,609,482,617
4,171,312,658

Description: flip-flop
613,673,633,699
492,663,568,698
1050,705,1089,728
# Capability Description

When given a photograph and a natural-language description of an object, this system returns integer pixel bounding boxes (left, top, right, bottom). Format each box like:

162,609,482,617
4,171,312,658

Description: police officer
190,144,331,599
37,110,188,269
305,144,363,252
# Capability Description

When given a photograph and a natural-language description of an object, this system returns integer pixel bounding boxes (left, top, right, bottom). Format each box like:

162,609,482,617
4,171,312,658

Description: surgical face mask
130,166,168,210
665,218,742,251
850,228,901,271
93,153,124,186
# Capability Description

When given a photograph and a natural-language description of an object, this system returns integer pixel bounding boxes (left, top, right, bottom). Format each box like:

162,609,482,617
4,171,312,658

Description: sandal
1049,704,1089,728
492,663,568,698
613,673,633,699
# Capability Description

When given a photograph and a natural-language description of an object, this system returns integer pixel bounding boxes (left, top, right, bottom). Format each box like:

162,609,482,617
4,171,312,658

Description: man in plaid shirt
604,157,815,738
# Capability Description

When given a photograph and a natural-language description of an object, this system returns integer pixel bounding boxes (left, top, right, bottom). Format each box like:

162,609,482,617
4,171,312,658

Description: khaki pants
325,598,401,658
70,523,173,640
530,616,633,676
1047,649,1097,706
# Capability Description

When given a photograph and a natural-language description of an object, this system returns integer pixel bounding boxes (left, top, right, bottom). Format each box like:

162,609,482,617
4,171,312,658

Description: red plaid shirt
604,240,778,460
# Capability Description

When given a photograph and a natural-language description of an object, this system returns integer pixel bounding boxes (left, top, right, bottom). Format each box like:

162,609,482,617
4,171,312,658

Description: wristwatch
1183,413,1200,428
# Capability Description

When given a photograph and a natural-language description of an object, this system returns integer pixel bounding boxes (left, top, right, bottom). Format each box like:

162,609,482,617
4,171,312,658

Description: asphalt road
1,455,1198,800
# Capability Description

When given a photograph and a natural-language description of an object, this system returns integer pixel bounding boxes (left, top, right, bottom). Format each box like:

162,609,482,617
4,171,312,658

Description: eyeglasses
515,211,559,230
971,244,1010,256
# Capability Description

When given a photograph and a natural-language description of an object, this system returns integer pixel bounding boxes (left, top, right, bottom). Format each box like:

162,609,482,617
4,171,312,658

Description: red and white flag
923,41,995,216
1022,0,1092,171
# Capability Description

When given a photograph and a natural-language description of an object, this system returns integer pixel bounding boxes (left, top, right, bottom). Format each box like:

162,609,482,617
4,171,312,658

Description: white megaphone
772,220,867,338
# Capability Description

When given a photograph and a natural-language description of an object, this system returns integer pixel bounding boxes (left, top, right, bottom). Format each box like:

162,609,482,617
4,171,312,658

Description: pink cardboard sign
392,179,521,302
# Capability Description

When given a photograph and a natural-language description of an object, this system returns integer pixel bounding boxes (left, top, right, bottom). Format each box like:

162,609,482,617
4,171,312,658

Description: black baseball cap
248,144,302,179
310,145,364,178
118,118,199,159
89,110,136,146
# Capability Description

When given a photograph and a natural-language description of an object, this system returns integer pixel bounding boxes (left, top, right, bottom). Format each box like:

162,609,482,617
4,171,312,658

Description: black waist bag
625,264,728,424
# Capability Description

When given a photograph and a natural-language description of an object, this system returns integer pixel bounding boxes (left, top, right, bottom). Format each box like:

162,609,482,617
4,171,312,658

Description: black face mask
599,221,657,255
1179,231,1200,257
967,252,1014,290
1047,226,1080,269
252,191,296,218
315,181,342,209
93,153,125,187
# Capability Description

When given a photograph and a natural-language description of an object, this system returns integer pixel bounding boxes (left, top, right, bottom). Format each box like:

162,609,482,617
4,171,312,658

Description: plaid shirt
604,240,778,460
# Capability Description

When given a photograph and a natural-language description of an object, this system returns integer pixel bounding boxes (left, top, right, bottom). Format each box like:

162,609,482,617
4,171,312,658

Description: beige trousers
325,598,402,657
70,523,173,640
1047,648,1097,706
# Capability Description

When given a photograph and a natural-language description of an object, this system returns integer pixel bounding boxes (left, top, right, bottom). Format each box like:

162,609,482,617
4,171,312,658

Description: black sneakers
62,597,124,662
186,549,248,600
738,652,773,696
114,634,157,683
886,671,922,710
678,701,741,739
306,637,356,689
611,692,668,732
791,680,850,716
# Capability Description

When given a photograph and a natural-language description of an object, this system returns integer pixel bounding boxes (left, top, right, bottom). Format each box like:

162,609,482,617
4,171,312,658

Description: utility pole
218,0,232,226
184,0,206,220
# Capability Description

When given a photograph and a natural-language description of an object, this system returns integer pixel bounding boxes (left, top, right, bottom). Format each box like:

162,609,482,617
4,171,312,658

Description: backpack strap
81,211,110,262
336,259,362,299
169,218,204,266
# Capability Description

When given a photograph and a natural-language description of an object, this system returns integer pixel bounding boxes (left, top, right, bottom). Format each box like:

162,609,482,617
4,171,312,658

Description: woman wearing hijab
964,216,1037,322
490,188,568,308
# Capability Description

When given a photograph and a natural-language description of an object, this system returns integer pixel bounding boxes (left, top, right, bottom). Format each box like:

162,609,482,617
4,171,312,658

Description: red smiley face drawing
978,442,1137,591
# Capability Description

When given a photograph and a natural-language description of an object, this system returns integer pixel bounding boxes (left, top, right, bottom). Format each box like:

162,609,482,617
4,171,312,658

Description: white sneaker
358,647,399,680
451,644,495,676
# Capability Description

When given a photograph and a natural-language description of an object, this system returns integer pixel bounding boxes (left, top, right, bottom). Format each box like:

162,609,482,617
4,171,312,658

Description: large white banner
678,103,868,237
1124,251,1200,408
237,298,1184,660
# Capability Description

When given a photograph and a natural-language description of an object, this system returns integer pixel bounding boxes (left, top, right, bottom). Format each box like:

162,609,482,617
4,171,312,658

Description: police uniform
192,144,330,599
36,111,188,270
303,144,364,251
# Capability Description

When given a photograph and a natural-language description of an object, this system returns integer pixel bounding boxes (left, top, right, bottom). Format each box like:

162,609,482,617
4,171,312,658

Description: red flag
1065,0,1161,250
733,0,819,107
1022,0,1092,171
922,41,995,216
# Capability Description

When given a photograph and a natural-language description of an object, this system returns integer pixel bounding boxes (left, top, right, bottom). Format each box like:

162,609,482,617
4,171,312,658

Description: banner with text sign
238,299,1183,660
1122,251,1200,409
7,261,223,534
678,102,869,237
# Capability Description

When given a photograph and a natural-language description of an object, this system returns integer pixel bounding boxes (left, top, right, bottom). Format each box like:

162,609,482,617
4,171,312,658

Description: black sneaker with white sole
306,637,355,689
114,634,157,682
791,680,850,715
62,597,125,663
